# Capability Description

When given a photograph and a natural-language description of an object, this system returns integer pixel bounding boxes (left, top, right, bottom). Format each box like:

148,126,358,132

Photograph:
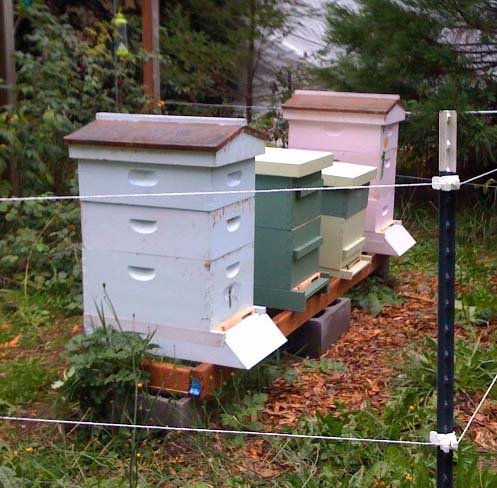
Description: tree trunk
0,0,19,195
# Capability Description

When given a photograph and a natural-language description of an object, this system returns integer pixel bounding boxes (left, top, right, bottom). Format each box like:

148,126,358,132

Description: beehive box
282,90,415,256
255,216,322,290
82,198,255,260
254,148,331,311
320,162,376,278
82,243,255,331
65,113,286,369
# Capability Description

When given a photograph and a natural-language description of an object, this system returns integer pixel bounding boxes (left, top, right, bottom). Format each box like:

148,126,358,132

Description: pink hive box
282,90,415,256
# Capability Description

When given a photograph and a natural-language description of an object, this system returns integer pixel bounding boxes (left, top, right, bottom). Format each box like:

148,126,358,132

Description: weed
302,358,348,374
53,306,158,424
347,276,405,316
220,392,268,430
398,335,497,400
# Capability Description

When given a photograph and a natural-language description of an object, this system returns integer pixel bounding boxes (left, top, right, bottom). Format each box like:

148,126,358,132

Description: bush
53,311,158,422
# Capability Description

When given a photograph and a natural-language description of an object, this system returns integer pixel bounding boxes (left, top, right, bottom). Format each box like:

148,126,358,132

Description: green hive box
256,173,323,230
320,162,377,279
254,148,333,311
255,216,322,290
321,185,369,219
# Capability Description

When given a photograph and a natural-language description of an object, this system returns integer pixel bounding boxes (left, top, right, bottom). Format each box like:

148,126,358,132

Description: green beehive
320,162,376,279
254,148,333,311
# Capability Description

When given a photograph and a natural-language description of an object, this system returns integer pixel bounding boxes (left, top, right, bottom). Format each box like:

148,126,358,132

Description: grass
0,358,53,406
0,200,496,485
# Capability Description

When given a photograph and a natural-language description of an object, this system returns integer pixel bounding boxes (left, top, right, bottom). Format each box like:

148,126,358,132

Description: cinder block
286,297,351,358
138,394,196,428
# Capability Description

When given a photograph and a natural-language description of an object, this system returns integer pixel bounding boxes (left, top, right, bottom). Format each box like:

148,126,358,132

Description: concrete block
138,394,196,428
286,297,351,358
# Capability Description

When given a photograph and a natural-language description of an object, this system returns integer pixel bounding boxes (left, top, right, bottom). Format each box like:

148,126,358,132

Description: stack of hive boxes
64,113,286,369
282,90,415,256
254,147,331,312
319,162,377,279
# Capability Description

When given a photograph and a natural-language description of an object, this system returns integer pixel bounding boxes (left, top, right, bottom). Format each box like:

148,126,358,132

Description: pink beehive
282,90,415,256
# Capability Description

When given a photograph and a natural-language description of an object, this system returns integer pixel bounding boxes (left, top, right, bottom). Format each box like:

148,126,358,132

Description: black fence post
435,110,458,488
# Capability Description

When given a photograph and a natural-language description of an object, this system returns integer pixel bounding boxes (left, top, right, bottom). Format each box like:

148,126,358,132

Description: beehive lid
65,117,265,152
255,147,333,178
282,90,401,115
322,162,376,187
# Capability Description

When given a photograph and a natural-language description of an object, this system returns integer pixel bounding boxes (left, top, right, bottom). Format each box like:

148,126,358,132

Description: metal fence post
436,110,458,487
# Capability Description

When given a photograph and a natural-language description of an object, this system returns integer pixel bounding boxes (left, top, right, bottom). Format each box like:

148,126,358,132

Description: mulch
260,270,497,451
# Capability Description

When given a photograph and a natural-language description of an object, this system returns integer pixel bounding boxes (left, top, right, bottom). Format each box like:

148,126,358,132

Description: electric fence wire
461,167,497,185
0,415,433,447
458,371,497,443
0,182,434,203
163,100,497,116
397,174,497,189
0,167,495,203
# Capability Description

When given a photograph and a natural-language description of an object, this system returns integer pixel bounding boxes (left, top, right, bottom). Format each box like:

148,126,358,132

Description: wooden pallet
143,253,388,399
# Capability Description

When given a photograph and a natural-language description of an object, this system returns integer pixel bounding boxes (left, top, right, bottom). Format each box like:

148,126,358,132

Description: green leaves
302,358,348,374
56,317,158,422
347,276,405,317
220,392,268,430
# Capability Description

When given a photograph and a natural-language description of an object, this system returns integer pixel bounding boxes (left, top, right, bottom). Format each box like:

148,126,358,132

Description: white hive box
65,114,286,369
68,114,261,211
82,243,255,332
282,90,415,256
82,198,254,260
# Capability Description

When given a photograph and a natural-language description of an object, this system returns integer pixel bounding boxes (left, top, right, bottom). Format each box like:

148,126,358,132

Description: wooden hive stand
143,253,388,399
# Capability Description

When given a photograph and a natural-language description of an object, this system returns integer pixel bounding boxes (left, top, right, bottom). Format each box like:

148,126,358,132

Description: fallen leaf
71,325,83,335
0,335,21,349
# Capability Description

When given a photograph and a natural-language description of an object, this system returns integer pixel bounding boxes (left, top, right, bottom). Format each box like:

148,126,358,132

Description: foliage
318,0,497,175
302,357,348,374
0,199,82,313
54,312,158,422
277,400,497,487
220,392,268,430
0,1,147,196
159,0,310,122
0,2,149,317
400,335,497,400
159,2,238,103
347,276,405,316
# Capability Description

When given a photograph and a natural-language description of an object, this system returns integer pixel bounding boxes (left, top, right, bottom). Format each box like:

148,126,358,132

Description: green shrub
53,311,158,422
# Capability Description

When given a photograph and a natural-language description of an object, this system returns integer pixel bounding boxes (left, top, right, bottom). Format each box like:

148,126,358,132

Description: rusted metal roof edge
281,100,400,115
64,124,267,152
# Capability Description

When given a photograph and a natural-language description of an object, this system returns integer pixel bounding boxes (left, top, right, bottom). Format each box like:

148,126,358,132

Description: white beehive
65,113,286,369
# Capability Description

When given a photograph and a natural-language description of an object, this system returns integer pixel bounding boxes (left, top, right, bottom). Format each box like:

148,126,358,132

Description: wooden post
0,0,16,107
0,0,19,196
141,0,160,108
